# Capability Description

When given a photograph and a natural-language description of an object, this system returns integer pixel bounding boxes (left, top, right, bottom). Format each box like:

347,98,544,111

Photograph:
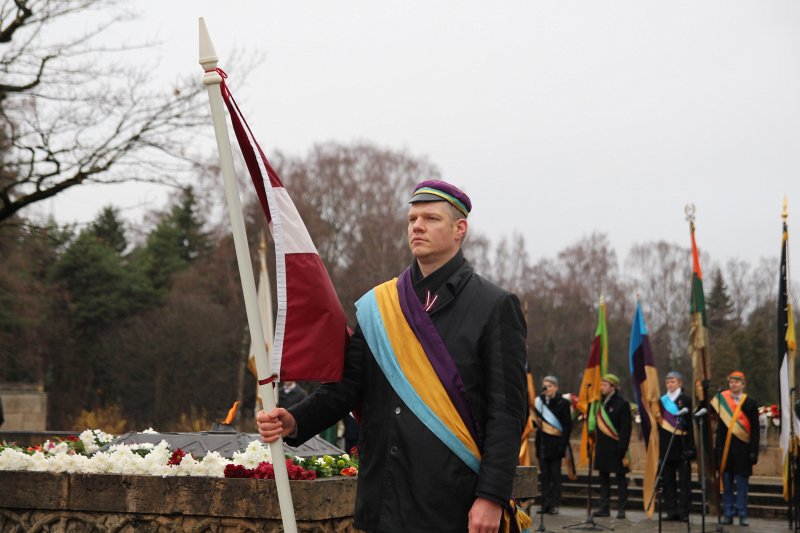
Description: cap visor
409,192,447,204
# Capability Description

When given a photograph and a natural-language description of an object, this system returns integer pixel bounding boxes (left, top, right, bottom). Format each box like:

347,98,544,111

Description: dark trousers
540,456,562,511
662,458,691,518
598,471,628,513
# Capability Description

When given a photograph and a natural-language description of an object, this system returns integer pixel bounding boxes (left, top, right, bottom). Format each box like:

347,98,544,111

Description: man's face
728,378,745,394
543,381,558,398
407,202,465,263
600,380,613,396
665,377,681,393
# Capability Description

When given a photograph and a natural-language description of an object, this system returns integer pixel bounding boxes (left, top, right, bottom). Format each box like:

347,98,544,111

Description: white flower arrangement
0,431,270,478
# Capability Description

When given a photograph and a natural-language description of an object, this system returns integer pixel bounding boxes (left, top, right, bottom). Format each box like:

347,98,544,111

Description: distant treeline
0,142,792,432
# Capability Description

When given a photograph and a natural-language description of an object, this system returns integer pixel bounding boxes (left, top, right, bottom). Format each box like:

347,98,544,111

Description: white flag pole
198,18,297,533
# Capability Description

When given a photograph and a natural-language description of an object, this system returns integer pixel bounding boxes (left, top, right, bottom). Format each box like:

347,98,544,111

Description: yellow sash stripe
374,282,481,460
717,393,747,486
711,394,750,444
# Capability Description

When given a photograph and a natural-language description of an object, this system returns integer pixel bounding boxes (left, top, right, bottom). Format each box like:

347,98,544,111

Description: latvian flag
217,70,347,382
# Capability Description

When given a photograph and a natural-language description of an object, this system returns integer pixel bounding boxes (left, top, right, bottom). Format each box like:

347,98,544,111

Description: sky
45,1,800,281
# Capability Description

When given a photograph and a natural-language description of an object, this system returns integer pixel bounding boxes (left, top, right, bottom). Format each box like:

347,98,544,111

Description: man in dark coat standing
257,180,528,533
592,374,632,520
711,371,759,527
657,371,695,521
533,375,572,515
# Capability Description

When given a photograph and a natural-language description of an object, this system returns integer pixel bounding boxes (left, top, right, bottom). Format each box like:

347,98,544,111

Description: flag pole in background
629,300,660,517
778,196,799,527
576,295,607,466
198,18,298,533
685,203,719,515
247,230,277,412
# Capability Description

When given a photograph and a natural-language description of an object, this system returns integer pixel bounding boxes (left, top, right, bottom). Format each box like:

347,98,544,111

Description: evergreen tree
706,268,737,334
90,206,127,255
142,187,210,294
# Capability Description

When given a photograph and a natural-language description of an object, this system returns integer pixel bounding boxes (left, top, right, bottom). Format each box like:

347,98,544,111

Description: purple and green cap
410,180,472,218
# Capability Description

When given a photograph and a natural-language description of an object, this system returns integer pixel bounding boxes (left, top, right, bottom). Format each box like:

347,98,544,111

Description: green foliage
142,187,211,294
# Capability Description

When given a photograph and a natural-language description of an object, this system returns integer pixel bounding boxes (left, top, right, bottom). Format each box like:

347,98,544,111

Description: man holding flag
533,375,572,515
592,374,632,519
711,371,759,526
658,371,695,521
258,180,529,533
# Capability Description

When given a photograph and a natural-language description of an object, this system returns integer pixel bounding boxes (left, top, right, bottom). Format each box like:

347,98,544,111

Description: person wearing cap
533,375,572,515
657,371,695,521
710,371,759,527
592,373,632,520
257,180,528,533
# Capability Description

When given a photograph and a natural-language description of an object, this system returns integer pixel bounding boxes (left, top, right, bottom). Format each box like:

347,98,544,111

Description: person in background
257,180,528,533
533,375,572,515
277,381,307,409
711,371,759,527
657,371,695,521
592,374,632,520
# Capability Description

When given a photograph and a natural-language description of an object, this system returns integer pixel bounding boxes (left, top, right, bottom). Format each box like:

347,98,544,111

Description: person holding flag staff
258,180,529,533
533,375,572,515
592,374,632,519
711,371,760,527
658,371,695,522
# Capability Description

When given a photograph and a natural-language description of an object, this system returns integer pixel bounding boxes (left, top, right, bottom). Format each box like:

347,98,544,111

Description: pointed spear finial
199,18,223,87
783,195,789,222
684,203,696,224
198,18,218,69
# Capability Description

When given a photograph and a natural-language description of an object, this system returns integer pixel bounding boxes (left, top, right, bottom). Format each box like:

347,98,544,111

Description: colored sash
659,393,687,436
356,270,530,533
533,396,563,437
355,272,481,473
711,391,751,443
596,402,620,441
712,391,748,484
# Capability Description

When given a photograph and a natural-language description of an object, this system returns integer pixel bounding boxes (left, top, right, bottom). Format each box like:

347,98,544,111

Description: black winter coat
658,391,695,462
534,395,572,460
288,254,528,533
593,391,632,474
714,394,760,477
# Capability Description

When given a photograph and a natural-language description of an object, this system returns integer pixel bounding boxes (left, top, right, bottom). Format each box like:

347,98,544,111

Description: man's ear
455,218,468,241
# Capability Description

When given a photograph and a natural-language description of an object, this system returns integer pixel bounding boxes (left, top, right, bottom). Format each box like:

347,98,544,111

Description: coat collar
410,249,472,314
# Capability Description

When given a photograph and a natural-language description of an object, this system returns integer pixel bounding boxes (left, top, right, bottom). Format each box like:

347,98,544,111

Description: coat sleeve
558,399,572,452
474,293,528,504
286,326,367,445
617,398,632,455
747,398,760,460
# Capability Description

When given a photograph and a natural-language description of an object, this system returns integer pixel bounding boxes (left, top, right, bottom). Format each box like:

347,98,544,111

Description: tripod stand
564,411,613,531
646,411,691,533
695,407,724,533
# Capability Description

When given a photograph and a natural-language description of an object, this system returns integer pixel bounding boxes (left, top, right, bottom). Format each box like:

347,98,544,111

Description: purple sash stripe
396,268,483,447
659,403,683,431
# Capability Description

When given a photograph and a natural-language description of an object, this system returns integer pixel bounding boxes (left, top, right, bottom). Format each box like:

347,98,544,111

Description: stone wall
0,467,537,532
0,383,47,431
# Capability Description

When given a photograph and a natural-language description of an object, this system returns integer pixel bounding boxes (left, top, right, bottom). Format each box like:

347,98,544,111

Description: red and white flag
217,69,347,382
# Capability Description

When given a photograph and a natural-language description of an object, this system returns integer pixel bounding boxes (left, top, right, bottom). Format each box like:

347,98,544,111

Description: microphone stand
564,385,613,531
646,412,683,533
695,407,724,533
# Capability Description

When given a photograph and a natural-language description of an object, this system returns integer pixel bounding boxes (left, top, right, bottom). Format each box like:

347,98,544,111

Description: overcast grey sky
49,1,800,281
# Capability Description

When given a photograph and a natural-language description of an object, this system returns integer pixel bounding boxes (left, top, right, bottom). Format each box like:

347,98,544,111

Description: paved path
526,505,792,532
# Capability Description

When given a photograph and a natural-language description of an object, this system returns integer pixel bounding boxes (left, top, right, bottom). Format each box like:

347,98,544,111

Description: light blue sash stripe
660,393,679,415
355,289,480,473
534,396,563,432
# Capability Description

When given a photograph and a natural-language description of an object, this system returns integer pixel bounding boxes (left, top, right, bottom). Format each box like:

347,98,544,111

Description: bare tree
623,241,692,367
0,0,208,223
